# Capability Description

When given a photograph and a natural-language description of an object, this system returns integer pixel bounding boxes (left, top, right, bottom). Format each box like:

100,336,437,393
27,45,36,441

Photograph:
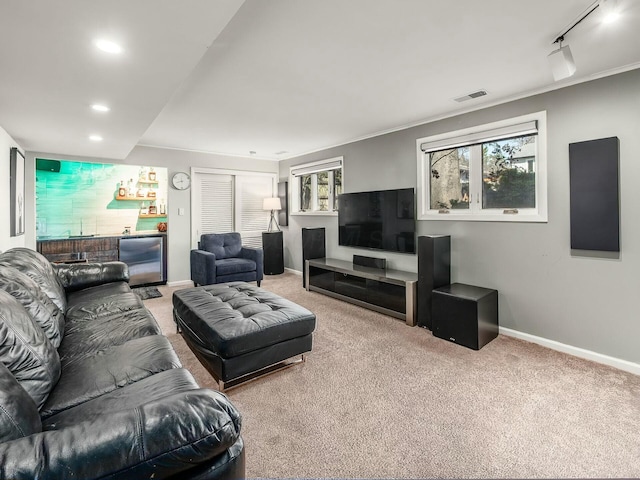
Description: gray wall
280,69,640,365
0,126,26,252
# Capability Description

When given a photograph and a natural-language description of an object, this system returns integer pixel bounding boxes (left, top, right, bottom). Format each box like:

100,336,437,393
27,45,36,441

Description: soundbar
353,255,386,270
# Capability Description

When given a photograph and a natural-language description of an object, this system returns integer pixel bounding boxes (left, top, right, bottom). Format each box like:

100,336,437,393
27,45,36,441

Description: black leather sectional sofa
0,247,244,479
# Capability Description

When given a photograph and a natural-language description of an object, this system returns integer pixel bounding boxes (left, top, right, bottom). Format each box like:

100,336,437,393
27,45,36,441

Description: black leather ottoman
173,282,316,390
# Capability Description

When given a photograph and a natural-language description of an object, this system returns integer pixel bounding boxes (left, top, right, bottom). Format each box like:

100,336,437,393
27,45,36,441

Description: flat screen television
338,188,416,254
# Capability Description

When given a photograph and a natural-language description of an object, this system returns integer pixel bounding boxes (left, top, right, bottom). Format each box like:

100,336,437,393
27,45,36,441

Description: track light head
548,43,576,81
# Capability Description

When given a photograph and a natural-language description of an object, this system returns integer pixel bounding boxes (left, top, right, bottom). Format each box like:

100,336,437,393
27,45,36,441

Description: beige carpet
144,273,640,478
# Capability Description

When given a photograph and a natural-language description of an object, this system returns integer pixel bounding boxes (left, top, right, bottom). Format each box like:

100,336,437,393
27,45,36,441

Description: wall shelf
138,214,167,218
115,195,157,201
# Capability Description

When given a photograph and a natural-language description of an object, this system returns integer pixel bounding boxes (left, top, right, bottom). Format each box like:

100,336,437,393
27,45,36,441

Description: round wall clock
171,172,191,190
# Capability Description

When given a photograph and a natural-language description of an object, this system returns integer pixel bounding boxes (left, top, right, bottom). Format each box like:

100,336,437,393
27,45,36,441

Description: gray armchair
191,232,264,287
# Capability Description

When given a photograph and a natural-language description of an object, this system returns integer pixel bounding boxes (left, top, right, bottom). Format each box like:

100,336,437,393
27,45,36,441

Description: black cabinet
262,231,284,275
306,258,417,325
432,283,498,350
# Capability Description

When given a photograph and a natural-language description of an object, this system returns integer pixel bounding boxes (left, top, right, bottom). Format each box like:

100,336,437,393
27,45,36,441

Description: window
417,111,547,222
290,157,343,215
192,168,277,248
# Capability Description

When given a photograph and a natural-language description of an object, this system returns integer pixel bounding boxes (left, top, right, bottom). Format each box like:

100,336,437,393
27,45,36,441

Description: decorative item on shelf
147,189,156,198
148,167,156,181
127,178,134,197
118,180,126,197
136,187,145,197
140,201,148,215
263,197,282,232
157,222,167,232
139,166,147,181
148,202,157,215
159,199,166,215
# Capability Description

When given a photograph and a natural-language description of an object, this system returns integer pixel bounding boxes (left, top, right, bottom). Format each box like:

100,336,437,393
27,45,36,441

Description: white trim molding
500,327,640,376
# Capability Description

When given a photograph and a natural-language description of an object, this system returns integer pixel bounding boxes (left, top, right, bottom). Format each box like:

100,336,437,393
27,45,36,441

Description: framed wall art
10,147,25,236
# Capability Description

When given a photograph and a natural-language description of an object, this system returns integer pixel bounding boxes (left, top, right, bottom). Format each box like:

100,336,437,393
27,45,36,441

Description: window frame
289,156,343,216
416,111,548,222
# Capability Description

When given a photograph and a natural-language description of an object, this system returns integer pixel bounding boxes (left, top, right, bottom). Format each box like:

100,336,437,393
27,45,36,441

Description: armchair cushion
216,258,257,276
200,233,243,259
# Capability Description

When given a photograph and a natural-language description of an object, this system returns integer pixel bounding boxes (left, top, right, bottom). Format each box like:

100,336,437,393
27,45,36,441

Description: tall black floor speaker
262,231,284,275
302,227,325,287
417,235,451,330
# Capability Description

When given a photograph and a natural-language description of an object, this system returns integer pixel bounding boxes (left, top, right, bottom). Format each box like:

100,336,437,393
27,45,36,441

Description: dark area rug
132,286,163,300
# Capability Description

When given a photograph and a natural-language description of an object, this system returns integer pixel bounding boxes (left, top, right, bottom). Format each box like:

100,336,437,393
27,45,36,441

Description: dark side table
262,231,284,275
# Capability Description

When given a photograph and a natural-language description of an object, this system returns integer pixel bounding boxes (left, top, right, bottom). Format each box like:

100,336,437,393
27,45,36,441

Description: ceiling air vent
454,90,488,103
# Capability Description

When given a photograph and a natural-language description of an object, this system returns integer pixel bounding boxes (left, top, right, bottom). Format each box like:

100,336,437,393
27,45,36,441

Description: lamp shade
263,197,282,211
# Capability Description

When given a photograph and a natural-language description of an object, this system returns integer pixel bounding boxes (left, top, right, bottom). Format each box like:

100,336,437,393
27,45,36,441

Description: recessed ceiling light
91,104,110,112
89,135,103,142
94,39,122,54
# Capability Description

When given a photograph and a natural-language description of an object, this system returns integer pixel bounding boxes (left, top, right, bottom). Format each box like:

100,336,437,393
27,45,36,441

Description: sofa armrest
53,261,130,292
0,389,242,480
241,247,264,282
191,250,217,286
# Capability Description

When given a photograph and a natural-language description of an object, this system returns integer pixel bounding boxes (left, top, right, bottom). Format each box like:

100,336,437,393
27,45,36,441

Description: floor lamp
263,197,282,232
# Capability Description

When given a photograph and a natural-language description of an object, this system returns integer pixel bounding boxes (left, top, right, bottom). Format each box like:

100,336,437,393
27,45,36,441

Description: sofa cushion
0,362,42,442
41,335,181,418
64,283,143,321
0,265,65,348
0,290,61,409
200,233,242,260
216,258,257,276
43,368,199,430
0,248,67,312
57,307,162,363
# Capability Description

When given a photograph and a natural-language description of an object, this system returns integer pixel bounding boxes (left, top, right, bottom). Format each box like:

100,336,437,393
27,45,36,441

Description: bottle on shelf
136,186,145,197
118,180,126,197
139,166,147,181
148,201,157,215
159,199,166,215
140,201,148,216
148,167,156,181
127,178,134,197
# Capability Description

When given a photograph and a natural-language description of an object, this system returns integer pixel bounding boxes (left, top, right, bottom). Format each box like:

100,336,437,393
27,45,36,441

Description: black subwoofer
432,283,498,350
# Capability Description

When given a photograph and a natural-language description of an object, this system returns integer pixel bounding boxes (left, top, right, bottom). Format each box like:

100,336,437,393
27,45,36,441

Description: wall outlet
178,208,185,216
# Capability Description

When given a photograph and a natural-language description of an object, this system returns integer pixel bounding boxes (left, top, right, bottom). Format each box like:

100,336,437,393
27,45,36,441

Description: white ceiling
1,0,639,162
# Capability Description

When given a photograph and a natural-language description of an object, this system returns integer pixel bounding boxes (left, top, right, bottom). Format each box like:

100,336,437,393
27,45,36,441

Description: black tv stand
305,258,417,326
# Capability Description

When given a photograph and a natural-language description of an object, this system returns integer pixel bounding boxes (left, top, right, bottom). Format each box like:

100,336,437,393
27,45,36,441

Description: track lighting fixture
548,37,576,81
548,0,621,81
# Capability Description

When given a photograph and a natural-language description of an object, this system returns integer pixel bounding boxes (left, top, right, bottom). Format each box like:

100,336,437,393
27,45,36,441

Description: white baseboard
284,267,302,276
500,327,640,376
166,280,195,287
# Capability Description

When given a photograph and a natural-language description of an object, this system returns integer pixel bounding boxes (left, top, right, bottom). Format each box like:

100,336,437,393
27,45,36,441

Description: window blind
420,121,538,153
197,174,233,234
291,158,342,177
